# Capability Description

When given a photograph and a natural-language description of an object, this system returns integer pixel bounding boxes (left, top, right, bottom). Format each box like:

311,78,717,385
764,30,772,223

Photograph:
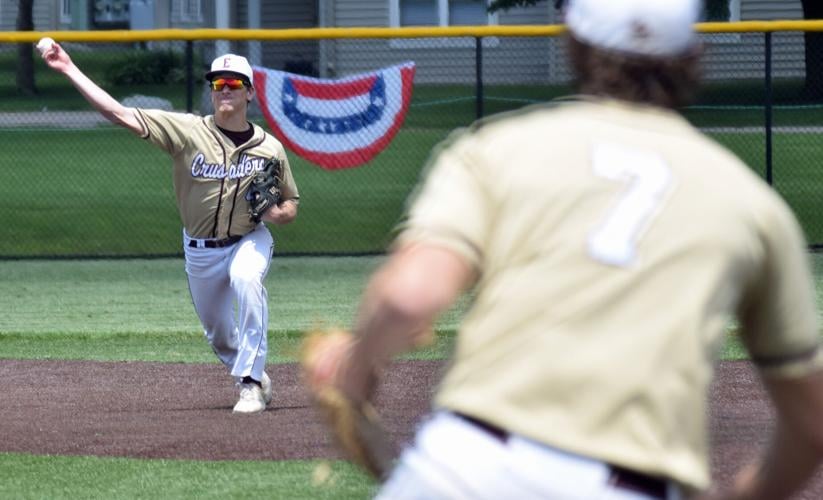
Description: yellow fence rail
3,20,823,44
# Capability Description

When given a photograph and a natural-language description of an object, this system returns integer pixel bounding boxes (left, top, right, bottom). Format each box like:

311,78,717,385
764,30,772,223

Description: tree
16,0,37,96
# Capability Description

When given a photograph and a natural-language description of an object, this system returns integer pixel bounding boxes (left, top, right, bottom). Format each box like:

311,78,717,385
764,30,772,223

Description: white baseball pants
375,411,683,500
183,224,274,383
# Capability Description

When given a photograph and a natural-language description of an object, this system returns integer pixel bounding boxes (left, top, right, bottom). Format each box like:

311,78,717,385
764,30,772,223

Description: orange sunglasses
210,78,247,91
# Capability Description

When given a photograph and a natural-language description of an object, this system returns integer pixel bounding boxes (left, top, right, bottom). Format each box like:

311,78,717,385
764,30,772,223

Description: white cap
565,0,700,57
205,53,254,83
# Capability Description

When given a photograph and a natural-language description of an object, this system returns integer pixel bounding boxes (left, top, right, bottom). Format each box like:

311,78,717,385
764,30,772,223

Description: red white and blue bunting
253,62,416,170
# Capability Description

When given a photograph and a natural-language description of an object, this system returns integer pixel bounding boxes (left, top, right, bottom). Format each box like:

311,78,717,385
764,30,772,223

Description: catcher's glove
301,329,396,480
248,157,283,222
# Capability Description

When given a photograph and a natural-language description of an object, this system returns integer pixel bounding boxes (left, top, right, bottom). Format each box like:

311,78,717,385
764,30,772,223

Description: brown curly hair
567,35,702,109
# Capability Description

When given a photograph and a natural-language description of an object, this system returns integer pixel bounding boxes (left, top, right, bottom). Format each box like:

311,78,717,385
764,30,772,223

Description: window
702,0,740,43
179,0,203,23
400,0,437,26
390,0,498,48
391,0,495,27
60,0,72,23
703,0,740,22
449,0,488,26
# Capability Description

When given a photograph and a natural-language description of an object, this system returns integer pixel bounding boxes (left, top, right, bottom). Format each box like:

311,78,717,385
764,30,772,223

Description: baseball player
305,0,823,498
41,47,299,414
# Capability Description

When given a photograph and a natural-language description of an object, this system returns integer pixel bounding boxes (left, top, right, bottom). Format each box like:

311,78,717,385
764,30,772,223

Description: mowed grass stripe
0,453,375,500
3,255,819,363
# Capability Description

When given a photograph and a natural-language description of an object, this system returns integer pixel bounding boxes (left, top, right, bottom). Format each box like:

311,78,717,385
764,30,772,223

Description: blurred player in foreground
304,0,823,497
41,46,299,414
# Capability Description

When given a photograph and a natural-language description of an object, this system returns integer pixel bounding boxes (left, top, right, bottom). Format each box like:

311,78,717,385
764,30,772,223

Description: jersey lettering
587,143,674,267
190,153,267,180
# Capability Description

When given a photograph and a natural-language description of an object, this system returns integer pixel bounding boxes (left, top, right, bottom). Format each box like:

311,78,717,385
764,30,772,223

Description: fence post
764,31,773,185
186,41,194,113
475,37,484,120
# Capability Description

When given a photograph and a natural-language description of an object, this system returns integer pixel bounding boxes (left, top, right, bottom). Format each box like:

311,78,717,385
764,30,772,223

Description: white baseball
36,37,55,55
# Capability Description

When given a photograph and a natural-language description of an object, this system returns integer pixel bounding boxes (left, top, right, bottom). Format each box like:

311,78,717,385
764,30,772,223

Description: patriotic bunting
253,62,416,170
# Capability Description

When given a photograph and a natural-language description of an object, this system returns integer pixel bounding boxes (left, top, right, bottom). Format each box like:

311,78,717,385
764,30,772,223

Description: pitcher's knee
203,323,236,346
230,270,264,291
210,334,236,353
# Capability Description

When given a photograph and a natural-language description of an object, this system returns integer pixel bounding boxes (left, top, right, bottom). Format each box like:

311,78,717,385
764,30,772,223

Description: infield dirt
0,359,820,498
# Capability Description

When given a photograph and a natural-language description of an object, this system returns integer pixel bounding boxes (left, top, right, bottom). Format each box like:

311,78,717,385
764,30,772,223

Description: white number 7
587,143,674,267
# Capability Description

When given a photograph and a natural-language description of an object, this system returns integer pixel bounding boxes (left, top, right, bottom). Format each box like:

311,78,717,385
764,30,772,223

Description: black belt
454,412,668,499
609,465,668,499
187,235,242,248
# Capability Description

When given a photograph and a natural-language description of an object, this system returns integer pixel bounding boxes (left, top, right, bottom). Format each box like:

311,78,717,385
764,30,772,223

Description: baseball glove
301,329,396,480
248,156,283,222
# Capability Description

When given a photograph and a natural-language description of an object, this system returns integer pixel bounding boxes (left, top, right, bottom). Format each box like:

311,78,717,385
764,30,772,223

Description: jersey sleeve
737,198,823,379
134,109,200,156
394,131,494,269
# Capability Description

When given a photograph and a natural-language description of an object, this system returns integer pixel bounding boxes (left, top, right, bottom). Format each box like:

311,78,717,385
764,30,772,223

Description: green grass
3,255,823,364
0,125,452,257
711,132,823,244
2,63,823,498
3,124,823,256
5,65,823,256
0,453,376,500
0,256,465,362
0,256,465,500
5,44,823,500
0,253,821,499
0,256,379,336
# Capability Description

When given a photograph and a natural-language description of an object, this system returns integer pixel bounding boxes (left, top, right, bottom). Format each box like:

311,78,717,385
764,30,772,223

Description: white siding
196,1,319,78
327,0,408,79
334,0,387,27
700,32,806,80
700,0,806,83
0,0,56,31
248,0,320,75
324,1,810,85
327,0,552,83
742,0,802,20
0,0,8,31
496,1,551,25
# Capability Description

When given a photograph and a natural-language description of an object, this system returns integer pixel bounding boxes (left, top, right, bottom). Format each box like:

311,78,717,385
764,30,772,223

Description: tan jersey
134,109,299,239
395,98,821,491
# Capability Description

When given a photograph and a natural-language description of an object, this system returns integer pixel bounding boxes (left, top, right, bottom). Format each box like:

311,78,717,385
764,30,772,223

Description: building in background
0,0,809,83
1,0,318,77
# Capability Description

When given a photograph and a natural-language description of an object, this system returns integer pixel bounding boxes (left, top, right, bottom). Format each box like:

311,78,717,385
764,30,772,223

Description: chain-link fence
2,25,822,258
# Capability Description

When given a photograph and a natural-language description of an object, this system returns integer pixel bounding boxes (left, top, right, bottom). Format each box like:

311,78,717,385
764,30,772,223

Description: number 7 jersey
394,97,821,492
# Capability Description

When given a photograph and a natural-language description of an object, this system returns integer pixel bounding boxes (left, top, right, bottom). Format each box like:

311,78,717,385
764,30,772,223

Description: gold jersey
135,109,299,239
396,98,821,491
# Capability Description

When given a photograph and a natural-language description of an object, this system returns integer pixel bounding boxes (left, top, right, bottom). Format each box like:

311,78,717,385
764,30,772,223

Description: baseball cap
205,53,254,83
565,0,700,57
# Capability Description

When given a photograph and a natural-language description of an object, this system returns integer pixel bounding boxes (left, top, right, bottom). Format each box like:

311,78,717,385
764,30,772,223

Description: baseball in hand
36,37,55,56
